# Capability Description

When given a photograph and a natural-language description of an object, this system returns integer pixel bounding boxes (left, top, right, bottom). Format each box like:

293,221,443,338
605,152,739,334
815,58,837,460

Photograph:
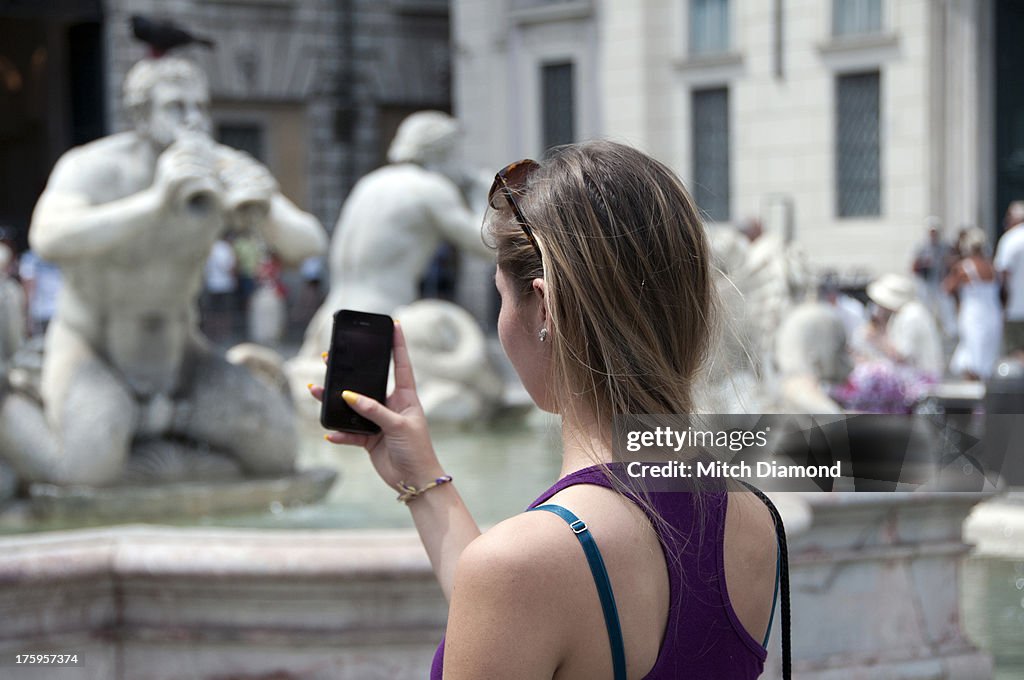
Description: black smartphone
320,309,394,434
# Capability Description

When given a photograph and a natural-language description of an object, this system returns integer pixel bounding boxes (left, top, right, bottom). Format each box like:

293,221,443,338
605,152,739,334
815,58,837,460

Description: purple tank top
429,463,768,679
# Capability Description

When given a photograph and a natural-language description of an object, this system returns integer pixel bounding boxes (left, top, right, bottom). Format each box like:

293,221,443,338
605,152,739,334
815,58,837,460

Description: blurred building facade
453,0,1023,278
0,0,453,245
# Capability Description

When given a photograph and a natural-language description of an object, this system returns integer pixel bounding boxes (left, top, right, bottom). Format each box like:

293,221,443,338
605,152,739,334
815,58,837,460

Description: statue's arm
29,153,161,262
259,193,328,266
427,179,492,258
214,143,327,265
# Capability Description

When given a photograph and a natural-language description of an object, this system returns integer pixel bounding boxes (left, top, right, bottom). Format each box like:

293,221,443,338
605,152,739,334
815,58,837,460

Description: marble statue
299,111,492,336
5,56,327,488
290,111,505,422
392,300,504,421
697,226,813,413
773,302,851,413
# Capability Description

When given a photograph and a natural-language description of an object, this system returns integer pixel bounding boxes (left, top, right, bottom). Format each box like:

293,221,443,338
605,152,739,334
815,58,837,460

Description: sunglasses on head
488,159,543,263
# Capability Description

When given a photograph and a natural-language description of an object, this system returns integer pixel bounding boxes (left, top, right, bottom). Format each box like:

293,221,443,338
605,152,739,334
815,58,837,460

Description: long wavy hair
487,140,716,434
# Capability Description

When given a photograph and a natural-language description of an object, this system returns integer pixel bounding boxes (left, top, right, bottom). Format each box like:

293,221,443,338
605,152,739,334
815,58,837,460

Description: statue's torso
52,134,226,395
331,165,453,312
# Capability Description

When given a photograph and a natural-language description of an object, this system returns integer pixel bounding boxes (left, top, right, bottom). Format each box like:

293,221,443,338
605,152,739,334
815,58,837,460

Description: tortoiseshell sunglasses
488,159,543,263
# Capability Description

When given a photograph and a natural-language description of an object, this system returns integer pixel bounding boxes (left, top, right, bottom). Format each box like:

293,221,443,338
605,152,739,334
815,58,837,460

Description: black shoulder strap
738,481,792,680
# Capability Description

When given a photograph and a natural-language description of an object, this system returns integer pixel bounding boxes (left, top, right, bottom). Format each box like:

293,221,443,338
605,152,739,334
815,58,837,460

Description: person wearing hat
866,273,945,377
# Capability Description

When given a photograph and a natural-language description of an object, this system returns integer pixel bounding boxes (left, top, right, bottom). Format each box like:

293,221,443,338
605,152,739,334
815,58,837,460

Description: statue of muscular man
15,57,326,486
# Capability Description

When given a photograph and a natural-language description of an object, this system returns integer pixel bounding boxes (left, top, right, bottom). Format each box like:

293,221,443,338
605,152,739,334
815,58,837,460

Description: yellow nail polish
306,383,313,389
323,434,331,441
342,390,359,406
321,351,328,359
394,319,401,326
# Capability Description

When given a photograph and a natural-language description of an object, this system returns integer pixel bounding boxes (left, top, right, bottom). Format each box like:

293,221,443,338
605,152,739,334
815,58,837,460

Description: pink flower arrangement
830,361,937,414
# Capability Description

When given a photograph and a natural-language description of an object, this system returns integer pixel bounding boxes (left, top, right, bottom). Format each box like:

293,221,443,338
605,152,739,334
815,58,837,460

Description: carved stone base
762,492,995,679
0,527,444,680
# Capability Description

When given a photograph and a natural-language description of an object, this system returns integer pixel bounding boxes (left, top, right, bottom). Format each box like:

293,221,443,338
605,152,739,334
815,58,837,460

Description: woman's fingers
391,320,418,392
341,389,405,431
324,430,371,447
307,383,324,402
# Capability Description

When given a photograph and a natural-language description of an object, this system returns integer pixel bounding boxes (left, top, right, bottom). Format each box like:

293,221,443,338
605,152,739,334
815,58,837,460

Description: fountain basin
0,526,444,680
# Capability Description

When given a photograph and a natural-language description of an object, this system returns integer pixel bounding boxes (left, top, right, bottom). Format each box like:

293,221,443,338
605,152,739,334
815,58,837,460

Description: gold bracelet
396,475,453,504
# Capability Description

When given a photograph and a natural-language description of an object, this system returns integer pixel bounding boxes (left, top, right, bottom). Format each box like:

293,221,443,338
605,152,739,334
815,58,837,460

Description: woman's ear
531,277,548,324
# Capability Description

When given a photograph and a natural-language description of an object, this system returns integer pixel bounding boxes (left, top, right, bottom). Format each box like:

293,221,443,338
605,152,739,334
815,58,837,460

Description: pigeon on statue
130,15,215,58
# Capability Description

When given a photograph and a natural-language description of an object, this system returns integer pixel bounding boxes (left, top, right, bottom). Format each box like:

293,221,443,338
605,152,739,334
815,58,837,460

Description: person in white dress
944,228,1003,380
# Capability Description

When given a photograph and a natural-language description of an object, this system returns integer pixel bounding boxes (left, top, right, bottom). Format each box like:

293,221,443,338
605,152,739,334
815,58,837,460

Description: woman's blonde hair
487,140,715,433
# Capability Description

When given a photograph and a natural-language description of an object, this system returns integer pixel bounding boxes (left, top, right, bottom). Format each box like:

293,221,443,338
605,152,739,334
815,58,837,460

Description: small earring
538,328,549,342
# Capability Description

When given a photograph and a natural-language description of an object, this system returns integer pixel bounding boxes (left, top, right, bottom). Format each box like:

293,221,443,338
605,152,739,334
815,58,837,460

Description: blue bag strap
528,504,627,680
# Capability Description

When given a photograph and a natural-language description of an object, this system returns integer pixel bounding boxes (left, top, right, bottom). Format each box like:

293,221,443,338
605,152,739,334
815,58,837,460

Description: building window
833,0,882,36
541,61,575,150
690,0,730,56
217,122,266,162
836,71,881,217
692,87,730,222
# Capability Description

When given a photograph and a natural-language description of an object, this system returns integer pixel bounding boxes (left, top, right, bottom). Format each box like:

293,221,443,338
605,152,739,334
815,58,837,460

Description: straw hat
866,273,917,312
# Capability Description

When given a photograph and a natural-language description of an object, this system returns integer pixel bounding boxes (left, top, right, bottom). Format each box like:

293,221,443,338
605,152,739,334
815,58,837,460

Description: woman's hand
308,321,444,490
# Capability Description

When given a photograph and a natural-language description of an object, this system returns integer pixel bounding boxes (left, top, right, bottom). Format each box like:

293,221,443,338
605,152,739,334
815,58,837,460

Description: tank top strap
528,464,619,508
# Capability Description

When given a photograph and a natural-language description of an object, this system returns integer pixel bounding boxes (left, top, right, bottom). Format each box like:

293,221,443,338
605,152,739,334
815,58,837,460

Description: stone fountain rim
0,490,1000,582
0,525,436,584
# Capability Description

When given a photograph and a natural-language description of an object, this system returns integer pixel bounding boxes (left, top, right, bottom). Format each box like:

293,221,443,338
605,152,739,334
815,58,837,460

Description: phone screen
320,310,393,433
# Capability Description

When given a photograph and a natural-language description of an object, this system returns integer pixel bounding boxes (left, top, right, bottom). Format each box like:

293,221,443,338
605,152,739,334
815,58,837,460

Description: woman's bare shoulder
723,488,779,645
441,512,587,678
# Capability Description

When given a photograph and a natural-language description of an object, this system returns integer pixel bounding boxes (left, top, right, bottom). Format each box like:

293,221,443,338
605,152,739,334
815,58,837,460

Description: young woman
311,140,786,679
945,227,1003,380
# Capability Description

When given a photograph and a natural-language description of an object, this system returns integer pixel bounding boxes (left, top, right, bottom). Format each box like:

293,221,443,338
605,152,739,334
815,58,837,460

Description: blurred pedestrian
18,248,62,337
231,231,262,322
0,244,26,365
818,273,865,340
911,217,956,339
866,273,945,378
994,201,1024,359
249,252,286,346
294,255,325,330
944,228,1002,380
849,302,890,364
0,226,17,277
202,237,236,342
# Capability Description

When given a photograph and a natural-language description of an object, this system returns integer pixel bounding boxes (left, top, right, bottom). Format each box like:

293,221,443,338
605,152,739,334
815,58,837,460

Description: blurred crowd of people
0,228,62,343
909,201,1024,380
817,201,1024,413
0,225,327,352
5,197,1024,394
199,231,326,346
